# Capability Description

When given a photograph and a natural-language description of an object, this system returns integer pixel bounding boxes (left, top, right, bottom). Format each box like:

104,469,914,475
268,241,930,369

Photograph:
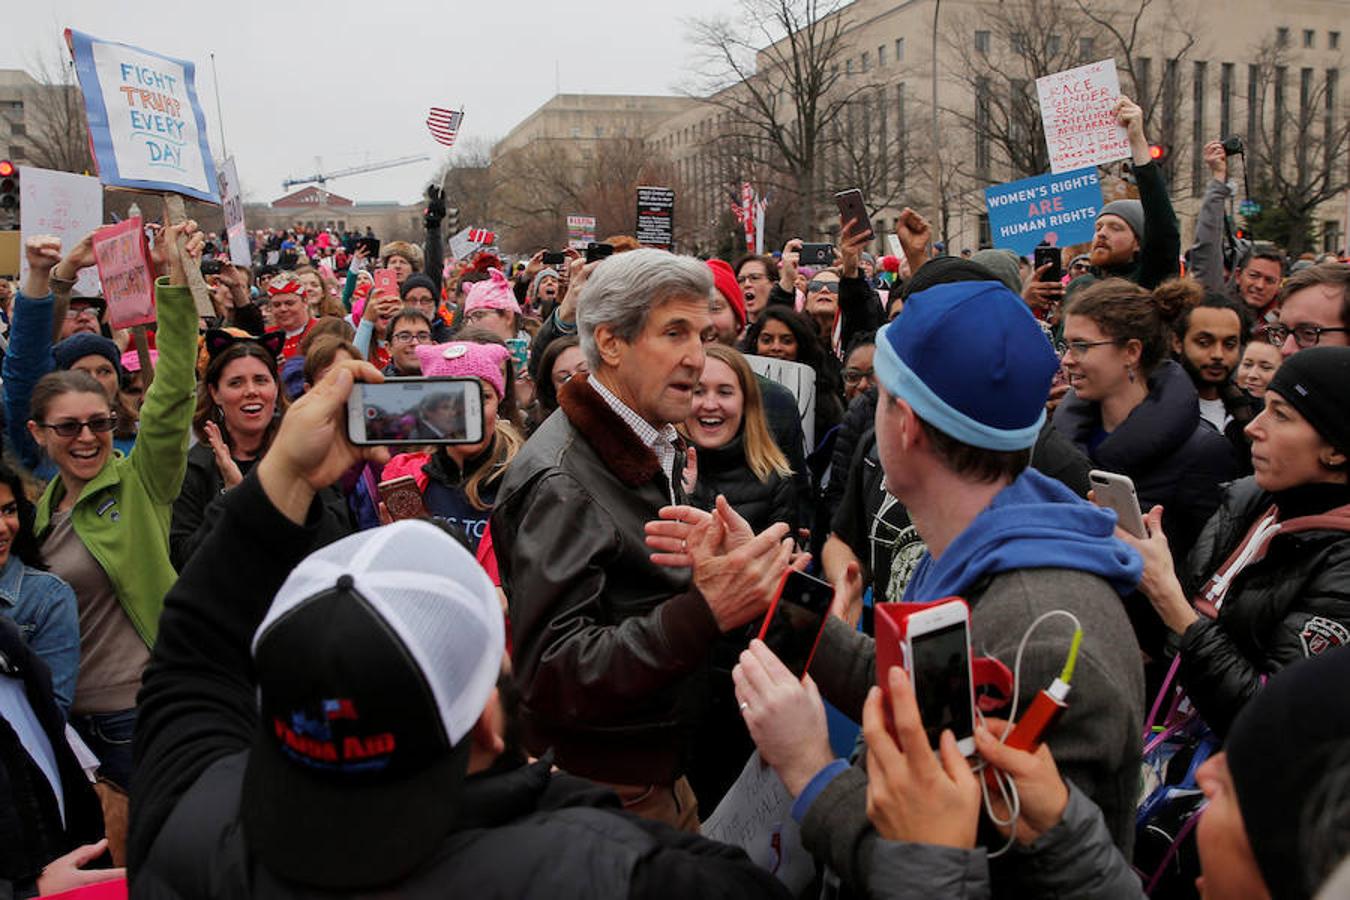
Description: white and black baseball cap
241,519,504,890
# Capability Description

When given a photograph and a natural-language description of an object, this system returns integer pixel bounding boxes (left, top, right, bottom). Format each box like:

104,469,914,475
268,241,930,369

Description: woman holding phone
1120,346,1350,737
22,223,201,789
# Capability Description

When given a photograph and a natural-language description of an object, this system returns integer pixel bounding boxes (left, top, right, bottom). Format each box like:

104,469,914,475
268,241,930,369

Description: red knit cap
706,259,746,328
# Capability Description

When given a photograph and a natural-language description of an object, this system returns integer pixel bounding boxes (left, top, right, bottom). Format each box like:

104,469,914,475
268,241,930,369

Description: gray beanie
531,268,560,295
970,249,1023,294
1097,199,1145,242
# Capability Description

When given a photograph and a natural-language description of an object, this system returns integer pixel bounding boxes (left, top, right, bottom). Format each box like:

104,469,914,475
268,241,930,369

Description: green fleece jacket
34,277,197,647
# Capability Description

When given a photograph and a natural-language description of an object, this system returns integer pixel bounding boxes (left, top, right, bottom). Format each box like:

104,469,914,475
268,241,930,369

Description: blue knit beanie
873,281,1059,451
53,333,122,377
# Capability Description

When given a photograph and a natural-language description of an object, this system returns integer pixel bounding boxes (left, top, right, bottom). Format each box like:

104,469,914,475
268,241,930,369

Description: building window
1047,34,1061,57
974,31,990,54
1192,61,1208,195
1247,64,1260,180
896,37,905,61
896,82,907,189
1137,57,1152,108
1303,29,1315,48
1011,32,1028,55
1079,37,1095,60
878,44,886,66
594,126,604,137
570,127,581,138
975,77,991,177
9,123,24,137
1326,68,1339,186
1274,65,1287,171
1277,27,1289,47
847,58,854,75
1332,32,1342,50
862,51,871,72
1220,62,1234,139
8,146,24,160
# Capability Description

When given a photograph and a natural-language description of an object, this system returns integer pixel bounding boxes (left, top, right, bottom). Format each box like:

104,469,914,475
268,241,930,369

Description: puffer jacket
687,433,798,535
492,375,720,786
1177,478,1350,737
1053,360,1237,562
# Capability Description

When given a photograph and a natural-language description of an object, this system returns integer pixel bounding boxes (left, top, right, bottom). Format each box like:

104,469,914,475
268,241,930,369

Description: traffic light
0,161,17,229
446,206,461,232
1148,144,1167,162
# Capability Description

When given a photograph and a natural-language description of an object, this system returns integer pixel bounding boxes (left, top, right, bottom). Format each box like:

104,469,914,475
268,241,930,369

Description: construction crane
281,154,430,191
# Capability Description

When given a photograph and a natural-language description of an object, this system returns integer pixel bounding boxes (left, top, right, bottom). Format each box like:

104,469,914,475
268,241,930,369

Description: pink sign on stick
93,217,156,329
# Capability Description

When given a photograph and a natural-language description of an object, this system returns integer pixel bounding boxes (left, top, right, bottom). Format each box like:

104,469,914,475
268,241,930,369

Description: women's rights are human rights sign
66,28,219,203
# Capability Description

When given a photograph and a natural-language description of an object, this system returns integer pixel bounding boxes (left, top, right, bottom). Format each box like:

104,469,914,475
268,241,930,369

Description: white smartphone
1089,469,1147,538
904,599,976,756
345,377,484,446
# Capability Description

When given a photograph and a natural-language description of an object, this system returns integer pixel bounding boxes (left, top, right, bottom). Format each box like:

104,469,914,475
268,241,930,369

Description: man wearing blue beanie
744,280,1149,894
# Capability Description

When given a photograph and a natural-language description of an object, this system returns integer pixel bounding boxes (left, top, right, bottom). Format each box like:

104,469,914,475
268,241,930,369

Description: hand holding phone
378,476,429,521
876,599,976,755
799,243,836,267
756,569,834,679
834,189,874,239
1033,246,1063,283
1088,469,1146,538
541,250,567,266
373,268,398,299
346,377,485,446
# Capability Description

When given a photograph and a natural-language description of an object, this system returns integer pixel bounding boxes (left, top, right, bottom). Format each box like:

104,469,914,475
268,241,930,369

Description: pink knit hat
462,268,521,316
415,341,511,399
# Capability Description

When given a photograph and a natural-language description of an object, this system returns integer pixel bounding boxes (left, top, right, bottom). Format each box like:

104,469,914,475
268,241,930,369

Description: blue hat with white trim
873,280,1059,451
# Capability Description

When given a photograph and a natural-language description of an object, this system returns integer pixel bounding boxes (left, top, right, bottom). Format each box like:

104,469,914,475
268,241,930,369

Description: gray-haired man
492,249,794,831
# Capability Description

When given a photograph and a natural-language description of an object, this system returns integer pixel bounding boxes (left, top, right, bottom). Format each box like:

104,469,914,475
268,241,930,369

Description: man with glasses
1267,263,1350,358
399,273,453,342
60,297,106,341
384,309,434,376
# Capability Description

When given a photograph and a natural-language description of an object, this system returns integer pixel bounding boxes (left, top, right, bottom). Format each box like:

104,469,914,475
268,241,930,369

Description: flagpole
210,52,227,158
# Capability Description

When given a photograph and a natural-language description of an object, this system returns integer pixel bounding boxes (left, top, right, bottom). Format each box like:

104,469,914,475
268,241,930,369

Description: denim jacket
0,555,79,716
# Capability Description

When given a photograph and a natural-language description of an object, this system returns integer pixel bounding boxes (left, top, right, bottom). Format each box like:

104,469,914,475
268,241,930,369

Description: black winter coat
1178,479,1350,737
1053,360,1237,562
687,433,799,535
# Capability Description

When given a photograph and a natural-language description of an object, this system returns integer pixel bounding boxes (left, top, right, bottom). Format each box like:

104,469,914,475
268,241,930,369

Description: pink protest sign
1036,59,1132,175
93,216,157,329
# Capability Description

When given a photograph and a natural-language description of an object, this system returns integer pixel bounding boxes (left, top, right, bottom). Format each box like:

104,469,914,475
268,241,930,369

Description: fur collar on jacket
557,374,677,488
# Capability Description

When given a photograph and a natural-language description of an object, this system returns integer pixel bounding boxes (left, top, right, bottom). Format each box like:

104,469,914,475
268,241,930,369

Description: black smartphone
345,377,485,446
756,570,834,679
542,250,567,266
585,242,615,264
833,188,874,238
1034,246,1062,283
799,243,835,267
356,237,381,259
200,258,223,276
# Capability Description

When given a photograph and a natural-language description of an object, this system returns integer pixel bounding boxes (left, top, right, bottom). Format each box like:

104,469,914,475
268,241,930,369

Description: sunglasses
807,281,840,294
37,413,119,438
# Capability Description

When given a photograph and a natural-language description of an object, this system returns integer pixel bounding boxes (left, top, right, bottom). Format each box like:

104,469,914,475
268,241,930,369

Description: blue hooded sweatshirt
902,468,1143,603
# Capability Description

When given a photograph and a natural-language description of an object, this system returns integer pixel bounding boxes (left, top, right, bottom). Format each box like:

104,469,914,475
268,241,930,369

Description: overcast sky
4,0,731,206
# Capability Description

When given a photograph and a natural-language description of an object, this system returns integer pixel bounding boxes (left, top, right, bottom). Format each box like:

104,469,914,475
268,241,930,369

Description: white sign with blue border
67,29,219,203
983,167,1102,258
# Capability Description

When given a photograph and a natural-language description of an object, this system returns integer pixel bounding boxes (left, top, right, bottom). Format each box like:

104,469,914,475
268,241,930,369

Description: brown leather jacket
492,375,720,785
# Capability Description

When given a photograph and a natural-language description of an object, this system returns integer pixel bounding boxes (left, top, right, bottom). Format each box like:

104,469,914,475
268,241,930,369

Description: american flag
426,107,464,147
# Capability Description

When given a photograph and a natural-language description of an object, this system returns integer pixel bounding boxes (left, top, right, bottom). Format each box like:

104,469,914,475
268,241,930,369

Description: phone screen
909,622,974,749
1034,247,1063,283
758,571,833,678
352,379,483,445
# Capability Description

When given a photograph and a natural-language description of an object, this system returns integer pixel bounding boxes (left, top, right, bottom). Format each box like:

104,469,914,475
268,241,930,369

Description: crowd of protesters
0,94,1345,900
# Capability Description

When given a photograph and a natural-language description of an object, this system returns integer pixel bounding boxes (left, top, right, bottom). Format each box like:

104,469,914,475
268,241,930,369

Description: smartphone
373,268,398,299
585,242,615,264
1088,469,1147,538
200,258,223,276
378,475,429,521
904,600,976,755
833,189,874,238
799,243,835,267
504,337,529,373
1034,246,1063,283
756,569,834,679
542,250,567,266
356,237,381,259
346,377,485,446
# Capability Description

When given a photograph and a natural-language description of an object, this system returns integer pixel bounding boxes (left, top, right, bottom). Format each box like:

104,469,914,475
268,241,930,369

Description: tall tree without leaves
1244,41,1350,254
685,0,855,237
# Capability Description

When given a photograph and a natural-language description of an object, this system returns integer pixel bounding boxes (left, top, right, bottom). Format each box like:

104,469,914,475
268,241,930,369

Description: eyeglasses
1263,323,1349,349
807,281,840,294
737,273,768,284
37,413,118,438
391,331,433,345
1056,339,1120,357
466,309,504,321
65,305,100,319
844,367,875,385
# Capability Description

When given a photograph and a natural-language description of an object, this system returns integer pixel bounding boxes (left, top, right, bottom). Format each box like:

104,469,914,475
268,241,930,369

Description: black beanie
1227,647,1350,900
899,256,1002,300
399,273,438,301
1267,346,1350,456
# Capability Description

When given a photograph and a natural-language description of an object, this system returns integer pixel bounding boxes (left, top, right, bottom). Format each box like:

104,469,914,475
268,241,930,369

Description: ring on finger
739,701,750,714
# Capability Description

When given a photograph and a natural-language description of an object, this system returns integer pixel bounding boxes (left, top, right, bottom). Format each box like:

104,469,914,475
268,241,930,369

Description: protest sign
566,214,596,250
635,186,675,249
18,167,103,296
92,217,156,329
745,354,817,450
984,167,1102,257
216,157,250,266
67,29,219,203
0,233,19,278
702,752,814,895
1036,59,1132,175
